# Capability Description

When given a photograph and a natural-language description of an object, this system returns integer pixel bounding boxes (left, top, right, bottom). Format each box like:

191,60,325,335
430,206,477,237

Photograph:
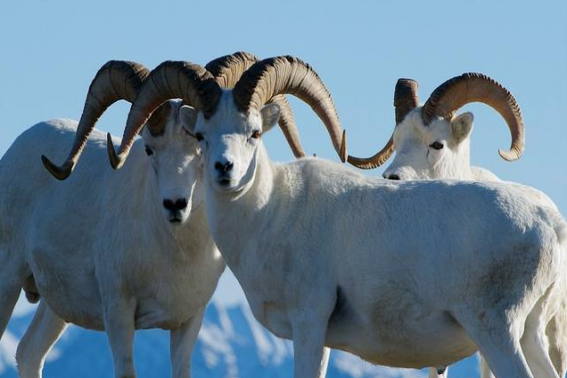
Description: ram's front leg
170,307,205,378
103,297,137,378
290,291,335,378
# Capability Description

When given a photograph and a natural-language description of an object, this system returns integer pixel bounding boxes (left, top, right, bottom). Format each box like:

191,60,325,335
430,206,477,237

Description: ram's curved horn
346,79,420,169
205,51,259,89
206,52,306,157
42,61,150,180
421,73,524,161
232,56,345,162
109,61,221,170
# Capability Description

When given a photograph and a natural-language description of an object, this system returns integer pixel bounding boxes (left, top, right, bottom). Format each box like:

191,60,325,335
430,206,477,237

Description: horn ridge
206,51,260,88
42,60,150,180
206,52,306,158
394,78,419,124
233,56,344,159
110,61,221,169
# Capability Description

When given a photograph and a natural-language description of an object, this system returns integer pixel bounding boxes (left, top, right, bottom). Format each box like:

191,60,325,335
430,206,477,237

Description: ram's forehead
424,118,452,139
202,91,260,133
394,114,427,141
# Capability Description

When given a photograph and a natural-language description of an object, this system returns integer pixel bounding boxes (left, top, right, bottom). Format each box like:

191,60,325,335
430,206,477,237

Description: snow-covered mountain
0,300,480,378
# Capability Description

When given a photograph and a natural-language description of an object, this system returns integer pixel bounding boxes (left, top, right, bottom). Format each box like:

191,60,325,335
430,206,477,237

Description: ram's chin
213,178,242,192
165,210,191,226
211,177,252,198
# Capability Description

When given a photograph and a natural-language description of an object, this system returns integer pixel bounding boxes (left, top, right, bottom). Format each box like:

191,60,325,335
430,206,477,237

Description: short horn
206,52,306,158
42,61,149,180
233,56,344,161
394,78,419,124
422,73,524,161
109,61,221,170
346,79,419,169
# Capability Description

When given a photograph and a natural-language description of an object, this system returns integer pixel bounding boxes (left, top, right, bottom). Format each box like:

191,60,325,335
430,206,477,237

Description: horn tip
106,133,125,170
41,155,73,180
498,148,521,162
340,130,347,163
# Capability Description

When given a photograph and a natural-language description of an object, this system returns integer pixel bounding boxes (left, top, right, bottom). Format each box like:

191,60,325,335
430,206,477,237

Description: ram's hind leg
0,248,28,340
16,301,67,378
520,290,561,378
454,307,534,378
547,308,567,377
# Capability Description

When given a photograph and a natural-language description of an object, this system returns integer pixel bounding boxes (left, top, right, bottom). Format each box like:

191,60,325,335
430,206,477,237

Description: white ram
0,60,228,378
112,56,567,378
347,75,566,378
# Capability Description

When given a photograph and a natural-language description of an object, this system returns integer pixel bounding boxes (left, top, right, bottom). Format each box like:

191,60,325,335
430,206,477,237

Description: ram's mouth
166,211,188,225
213,177,247,194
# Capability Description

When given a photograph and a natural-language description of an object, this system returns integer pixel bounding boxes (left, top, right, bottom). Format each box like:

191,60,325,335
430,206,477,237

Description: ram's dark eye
251,130,262,139
430,141,444,150
195,133,204,142
145,145,154,156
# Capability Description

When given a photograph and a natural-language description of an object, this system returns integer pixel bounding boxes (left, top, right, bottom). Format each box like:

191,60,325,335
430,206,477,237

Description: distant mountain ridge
0,301,480,378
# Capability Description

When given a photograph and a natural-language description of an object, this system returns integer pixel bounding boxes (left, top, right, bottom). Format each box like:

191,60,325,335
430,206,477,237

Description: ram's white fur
0,100,225,378
181,93,567,378
381,107,566,378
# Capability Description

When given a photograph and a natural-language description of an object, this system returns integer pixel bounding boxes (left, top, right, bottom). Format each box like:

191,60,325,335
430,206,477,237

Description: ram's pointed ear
179,105,198,134
451,112,474,144
260,103,280,132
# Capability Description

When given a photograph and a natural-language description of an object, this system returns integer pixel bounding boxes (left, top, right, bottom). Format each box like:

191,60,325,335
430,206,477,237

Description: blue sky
1,0,566,307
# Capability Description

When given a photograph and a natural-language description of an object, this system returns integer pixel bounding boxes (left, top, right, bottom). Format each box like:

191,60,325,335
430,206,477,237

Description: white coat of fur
0,100,225,378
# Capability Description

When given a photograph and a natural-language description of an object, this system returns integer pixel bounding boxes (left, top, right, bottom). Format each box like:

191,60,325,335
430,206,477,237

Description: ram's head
346,74,524,180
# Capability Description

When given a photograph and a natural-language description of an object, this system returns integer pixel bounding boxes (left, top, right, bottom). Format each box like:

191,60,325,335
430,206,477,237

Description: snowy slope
0,300,482,378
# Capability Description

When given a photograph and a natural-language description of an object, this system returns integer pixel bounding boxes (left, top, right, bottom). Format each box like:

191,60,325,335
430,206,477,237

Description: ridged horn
205,51,259,89
394,79,419,124
346,78,420,169
41,61,150,180
206,52,306,158
108,61,221,170
421,73,524,161
232,56,344,161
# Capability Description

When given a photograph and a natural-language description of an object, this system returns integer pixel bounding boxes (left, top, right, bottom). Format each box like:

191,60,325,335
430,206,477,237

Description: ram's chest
124,247,223,330
222,239,302,340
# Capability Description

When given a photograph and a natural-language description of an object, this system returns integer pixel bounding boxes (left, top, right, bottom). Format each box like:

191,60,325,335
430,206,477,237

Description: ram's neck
204,143,281,270
455,139,474,179
434,139,474,180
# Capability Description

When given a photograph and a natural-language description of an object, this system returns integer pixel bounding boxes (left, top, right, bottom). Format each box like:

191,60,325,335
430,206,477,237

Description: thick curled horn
346,79,420,169
206,52,306,158
422,73,524,161
108,61,221,170
205,51,260,89
41,61,150,180
233,56,345,162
